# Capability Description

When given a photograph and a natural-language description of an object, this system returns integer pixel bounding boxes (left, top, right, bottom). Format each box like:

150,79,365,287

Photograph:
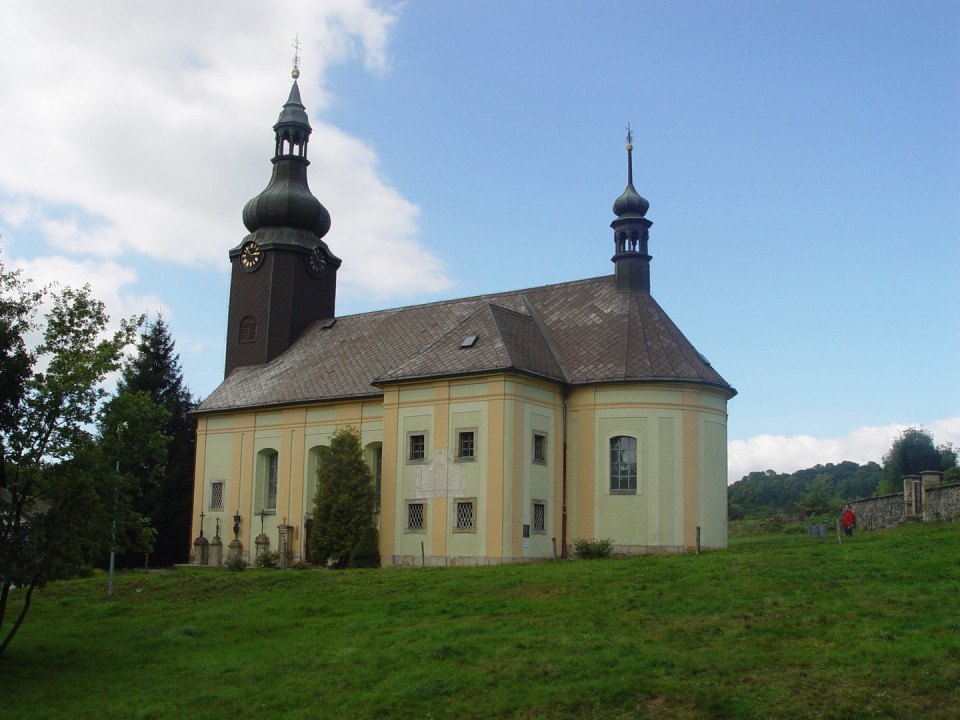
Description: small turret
611,125,653,293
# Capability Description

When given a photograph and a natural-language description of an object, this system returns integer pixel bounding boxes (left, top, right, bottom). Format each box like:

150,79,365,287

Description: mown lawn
1,523,958,720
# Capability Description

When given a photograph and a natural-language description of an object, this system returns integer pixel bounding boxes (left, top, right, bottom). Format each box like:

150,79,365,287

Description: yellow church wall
700,415,729,549
190,401,387,563
564,383,729,555
484,381,506,560
190,378,728,565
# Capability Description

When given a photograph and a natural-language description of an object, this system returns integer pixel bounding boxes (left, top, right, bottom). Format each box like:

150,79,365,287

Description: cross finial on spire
291,34,302,79
625,122,633,151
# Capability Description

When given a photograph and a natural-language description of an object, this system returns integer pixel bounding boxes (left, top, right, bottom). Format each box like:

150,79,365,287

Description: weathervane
291,34,302,79
625,122,633,151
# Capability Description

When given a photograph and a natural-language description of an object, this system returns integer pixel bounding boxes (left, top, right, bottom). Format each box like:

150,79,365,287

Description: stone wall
923,483,960,523
848,494,903,531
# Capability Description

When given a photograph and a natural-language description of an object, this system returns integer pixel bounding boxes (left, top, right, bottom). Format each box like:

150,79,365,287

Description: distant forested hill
727,461,883,519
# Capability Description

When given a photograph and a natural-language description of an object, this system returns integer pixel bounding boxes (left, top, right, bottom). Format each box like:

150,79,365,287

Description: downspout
561,386,569,558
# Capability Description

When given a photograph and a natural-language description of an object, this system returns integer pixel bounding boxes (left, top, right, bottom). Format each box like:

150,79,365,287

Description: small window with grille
209,479,225,511
405,501,426,533
455,428,476,461
531,500,546,534
453,498,476,533
406,431,427,464
239,316,257,343
533,432,547,465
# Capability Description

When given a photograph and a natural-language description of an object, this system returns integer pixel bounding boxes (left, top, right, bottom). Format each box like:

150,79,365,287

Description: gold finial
625,122,633,151
291,34,302,79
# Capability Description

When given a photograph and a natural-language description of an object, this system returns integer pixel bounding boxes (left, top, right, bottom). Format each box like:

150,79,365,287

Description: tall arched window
365,442,383,511
610,436,638,494
256,449,279,512
306,445,325,512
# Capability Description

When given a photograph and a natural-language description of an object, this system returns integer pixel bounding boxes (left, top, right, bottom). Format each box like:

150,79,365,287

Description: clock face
307,246,328,277
240,241,263,271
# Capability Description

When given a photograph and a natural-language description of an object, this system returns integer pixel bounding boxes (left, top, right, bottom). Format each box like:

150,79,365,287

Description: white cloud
10,254,166,334
728,417,960,484
0,0,447,300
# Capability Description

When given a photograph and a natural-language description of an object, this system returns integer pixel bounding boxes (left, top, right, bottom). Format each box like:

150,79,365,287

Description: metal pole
108,455,118,596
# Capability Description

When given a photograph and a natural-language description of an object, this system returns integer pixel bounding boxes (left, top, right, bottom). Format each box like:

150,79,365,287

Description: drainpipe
561,387,569,558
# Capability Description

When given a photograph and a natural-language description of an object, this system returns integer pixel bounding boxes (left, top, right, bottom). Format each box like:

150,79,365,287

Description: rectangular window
209,480,225,511
408,432,426,463
610,436,638,493
267,451,279,509
405,501,426,533
456,429,476,461
533,432,547,465
532,500,546,534
453,498,476,533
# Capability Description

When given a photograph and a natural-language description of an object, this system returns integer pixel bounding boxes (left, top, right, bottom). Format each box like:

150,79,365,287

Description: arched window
256,449,279,512
306,445,325,511
610,436,637,494
365,442,383,511
239,316,257,343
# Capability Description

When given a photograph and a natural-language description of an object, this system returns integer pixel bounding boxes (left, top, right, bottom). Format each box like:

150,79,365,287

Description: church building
190,70,736,566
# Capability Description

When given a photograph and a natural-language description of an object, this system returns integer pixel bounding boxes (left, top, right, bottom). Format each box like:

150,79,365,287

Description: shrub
290,560,312,570
224,555,248,572
572,538,613,559
255,551,281,569
349,527,381,569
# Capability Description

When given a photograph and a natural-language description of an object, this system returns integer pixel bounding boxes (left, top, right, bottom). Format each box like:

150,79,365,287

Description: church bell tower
611,126,653,293
224,64,341,377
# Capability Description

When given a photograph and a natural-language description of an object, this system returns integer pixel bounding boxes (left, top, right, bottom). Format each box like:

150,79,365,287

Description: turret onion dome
241,78,331,240
613,183,650,218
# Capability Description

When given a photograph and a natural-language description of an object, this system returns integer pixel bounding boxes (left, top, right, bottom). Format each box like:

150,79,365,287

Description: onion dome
613,183,649,218
241,77,331,240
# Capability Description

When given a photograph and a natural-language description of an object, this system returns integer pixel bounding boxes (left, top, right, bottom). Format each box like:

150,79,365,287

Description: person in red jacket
842,504,855,537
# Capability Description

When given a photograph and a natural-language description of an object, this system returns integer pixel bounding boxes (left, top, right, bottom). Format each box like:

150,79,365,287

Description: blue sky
1,1,957,482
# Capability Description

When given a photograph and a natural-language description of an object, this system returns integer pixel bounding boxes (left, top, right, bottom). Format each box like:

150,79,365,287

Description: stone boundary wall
848,494,902,531
923,483,960,523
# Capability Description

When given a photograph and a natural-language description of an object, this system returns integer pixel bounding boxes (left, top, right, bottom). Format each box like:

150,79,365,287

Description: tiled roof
196,275,735,414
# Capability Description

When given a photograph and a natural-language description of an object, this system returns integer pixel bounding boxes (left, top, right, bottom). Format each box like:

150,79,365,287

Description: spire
241,61,332,241
612,123,650,219
610,123,653,293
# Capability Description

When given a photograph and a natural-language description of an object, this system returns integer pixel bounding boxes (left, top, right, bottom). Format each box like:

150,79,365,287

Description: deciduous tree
879,427,957,494
0,269,142,657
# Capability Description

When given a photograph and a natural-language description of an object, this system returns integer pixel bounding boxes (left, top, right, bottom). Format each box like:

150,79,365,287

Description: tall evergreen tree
115,315,195,566
309,426,377,568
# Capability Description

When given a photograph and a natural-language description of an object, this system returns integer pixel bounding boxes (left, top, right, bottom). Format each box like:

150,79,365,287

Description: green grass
2,524,959,720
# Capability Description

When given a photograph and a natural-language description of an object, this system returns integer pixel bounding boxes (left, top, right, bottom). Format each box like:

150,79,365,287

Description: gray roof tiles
197,274,734,414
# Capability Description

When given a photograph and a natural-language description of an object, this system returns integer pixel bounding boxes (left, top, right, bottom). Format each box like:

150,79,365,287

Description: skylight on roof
460,335,479,349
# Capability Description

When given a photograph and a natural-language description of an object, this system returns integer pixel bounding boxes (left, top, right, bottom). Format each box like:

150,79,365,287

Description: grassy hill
1,524,958,720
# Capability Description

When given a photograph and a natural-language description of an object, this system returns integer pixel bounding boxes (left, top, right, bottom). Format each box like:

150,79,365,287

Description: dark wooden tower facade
224,71,341,377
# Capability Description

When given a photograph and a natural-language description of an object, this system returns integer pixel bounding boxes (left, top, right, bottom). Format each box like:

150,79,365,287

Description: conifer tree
309,426,377,568
114,315,195,566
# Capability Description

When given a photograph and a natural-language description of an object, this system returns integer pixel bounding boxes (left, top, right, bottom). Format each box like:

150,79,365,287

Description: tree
879,427,957,494
308,426,377,568
97,390,171,564
0,273,142,658
113,315,195,566
795,474,839,517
